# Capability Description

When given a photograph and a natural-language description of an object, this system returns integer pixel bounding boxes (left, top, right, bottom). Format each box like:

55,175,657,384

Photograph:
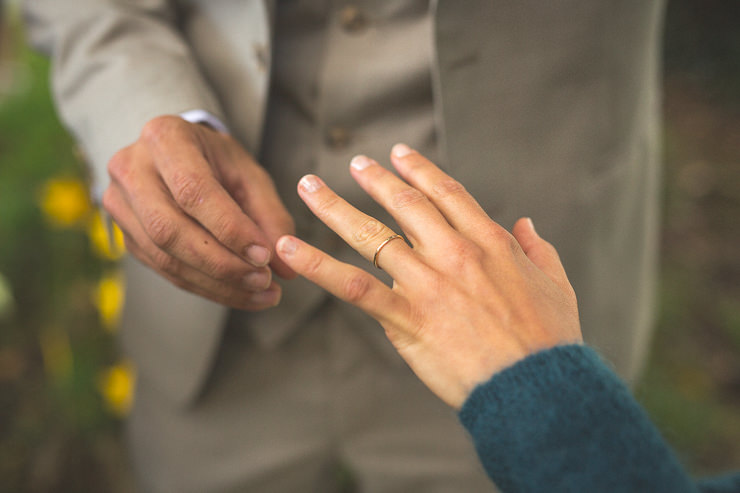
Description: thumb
234,167,298,280
249,195,297,280
512,217,572,293
262,217,298,280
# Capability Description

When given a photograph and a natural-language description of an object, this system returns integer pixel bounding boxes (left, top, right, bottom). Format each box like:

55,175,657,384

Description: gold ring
373,234,403,270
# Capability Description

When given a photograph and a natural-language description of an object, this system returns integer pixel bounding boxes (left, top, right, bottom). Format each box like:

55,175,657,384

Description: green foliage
1,25,130,493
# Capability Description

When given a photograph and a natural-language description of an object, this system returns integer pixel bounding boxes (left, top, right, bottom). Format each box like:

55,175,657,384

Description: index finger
276,235,409,328
146,121,273,268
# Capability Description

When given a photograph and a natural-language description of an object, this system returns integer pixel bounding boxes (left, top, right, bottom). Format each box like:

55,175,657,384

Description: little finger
125,236,280,310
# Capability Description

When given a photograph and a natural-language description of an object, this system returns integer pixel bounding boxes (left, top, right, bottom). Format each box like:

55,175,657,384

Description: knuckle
341,273,372,304
140,115,183,143
202,255,234,280
391,188,427,210
101,188,116,215
314,194,340,218
449,238,484,265
152,249,180,276
171,172,207,209
302,251,325,277
211,213,242,247
145,212,178,249
483,225,519,257
353,218,386,244
107,147,132,182
432,178,467,199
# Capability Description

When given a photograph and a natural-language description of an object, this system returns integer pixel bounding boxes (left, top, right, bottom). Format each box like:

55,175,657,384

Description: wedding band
373,234,403,270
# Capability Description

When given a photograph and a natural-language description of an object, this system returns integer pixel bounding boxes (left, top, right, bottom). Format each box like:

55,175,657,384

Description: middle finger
297,174,417,276
348,155,455,249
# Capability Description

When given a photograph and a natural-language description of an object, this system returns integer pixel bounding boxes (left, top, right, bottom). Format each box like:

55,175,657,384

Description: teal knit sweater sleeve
458,344,740,492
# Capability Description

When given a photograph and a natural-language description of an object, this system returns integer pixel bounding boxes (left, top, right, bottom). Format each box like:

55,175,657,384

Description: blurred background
0,1,739,491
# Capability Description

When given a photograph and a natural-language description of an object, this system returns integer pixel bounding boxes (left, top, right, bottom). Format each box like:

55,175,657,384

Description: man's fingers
228,164,297,280
276,236,408,327
123,232,281,310
389,144,504,240
141,117,273,268
104,183,277,301
296,174,417,276
108,169,269,288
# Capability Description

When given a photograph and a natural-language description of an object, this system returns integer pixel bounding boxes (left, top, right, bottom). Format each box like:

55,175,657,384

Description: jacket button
253,42,269,73
339,5,367,33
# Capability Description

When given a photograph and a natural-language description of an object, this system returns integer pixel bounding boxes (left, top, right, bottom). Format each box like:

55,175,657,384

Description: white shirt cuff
179,109,230,134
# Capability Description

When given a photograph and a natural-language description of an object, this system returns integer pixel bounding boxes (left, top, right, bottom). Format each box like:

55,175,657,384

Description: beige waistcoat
25,0,665,406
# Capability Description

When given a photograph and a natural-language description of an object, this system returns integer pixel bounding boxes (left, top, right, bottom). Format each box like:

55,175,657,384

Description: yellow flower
39,177,92,227
39,326,74,384
94,271,125,332
0,272,14,321
98,361,136,417
88,210,126,260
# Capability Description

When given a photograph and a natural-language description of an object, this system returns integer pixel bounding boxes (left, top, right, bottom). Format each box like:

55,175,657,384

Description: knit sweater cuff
459,344,697,492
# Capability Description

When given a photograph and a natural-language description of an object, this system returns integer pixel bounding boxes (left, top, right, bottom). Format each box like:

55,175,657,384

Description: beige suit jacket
25,0,665,407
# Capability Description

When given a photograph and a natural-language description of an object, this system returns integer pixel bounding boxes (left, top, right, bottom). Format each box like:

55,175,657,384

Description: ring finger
124,237,281,310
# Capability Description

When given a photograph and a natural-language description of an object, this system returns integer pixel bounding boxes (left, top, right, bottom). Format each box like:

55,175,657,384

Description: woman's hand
276,145,582,409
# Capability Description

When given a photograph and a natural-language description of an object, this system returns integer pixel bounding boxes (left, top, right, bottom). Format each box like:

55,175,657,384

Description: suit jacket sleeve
23,0,227,197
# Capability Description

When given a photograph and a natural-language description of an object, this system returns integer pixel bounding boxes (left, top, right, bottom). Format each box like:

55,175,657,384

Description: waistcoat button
326,126,351,149
339,5,368,33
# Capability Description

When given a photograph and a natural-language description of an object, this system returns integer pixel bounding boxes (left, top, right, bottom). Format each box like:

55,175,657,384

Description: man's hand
102,115,296,310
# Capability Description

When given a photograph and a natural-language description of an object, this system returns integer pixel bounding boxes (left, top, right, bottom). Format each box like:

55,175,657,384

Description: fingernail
299,175,324,193
250,288,281,307
277,236,297,256
391,143,413,158
245,244,270,266
350,155,374,171
243,270,271,291
526,217,538,235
